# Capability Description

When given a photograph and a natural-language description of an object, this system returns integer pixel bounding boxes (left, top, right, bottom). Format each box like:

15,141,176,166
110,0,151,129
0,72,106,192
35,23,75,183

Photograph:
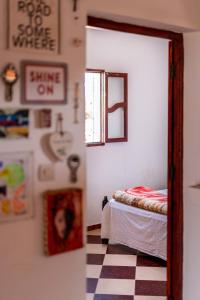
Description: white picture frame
21,60,67,105
0,152,34,223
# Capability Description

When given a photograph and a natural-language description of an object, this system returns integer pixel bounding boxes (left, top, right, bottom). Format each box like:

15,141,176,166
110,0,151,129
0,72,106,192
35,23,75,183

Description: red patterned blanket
113,186,167,215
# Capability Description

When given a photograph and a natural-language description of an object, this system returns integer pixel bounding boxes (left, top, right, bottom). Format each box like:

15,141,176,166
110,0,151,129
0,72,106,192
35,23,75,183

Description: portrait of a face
53,205,75,241
54,209,67,239
44,188,83,256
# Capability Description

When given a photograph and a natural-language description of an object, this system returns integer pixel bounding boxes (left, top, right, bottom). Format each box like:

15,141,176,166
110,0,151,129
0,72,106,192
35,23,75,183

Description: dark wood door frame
87,16,184,300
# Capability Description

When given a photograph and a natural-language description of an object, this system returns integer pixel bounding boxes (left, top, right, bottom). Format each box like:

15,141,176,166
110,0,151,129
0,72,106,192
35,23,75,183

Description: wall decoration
1,63,19,101
43,188,83,256
38,164,54,181
40,114,73,162
0,152,33,223
0,109,29,139
48,114,73,161
74,82,79,123
40,133,58,162
72,38,83,48
67,154,80,183
21,61,67,105
35,109,52,128
8,0,60,54
72,0,78,12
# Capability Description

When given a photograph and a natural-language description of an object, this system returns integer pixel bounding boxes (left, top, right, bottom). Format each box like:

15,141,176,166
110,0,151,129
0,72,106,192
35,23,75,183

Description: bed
101,187,167,260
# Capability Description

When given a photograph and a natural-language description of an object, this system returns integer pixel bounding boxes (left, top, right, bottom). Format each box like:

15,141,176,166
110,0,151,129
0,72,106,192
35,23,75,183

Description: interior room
1,1,200,300
85,26,169,299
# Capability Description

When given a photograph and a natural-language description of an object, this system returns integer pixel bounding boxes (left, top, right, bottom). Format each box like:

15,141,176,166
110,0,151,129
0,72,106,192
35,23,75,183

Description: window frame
85,68,105,147
105,72,128,143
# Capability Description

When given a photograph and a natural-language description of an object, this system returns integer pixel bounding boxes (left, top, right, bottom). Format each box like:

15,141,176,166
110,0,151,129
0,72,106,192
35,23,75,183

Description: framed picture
0,108,29,139
7,0,60,54
21,61,67,105
0,152,34,223
44,188,83,256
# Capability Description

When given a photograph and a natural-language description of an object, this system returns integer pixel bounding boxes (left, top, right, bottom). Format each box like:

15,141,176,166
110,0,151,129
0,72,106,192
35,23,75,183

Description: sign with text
8,0,60,54
21,61,67,104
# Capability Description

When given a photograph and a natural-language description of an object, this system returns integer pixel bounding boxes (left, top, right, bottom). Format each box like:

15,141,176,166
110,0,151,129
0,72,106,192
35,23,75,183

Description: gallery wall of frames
0,0,85,260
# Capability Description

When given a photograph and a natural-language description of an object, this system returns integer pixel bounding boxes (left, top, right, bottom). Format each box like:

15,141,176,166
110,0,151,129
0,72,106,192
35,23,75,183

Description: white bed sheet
101,190,167,260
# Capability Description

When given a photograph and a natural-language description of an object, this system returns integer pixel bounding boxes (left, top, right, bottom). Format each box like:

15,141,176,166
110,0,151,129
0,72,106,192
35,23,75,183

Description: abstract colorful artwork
44,188,83,256
0,109,29,138
0,152,33,223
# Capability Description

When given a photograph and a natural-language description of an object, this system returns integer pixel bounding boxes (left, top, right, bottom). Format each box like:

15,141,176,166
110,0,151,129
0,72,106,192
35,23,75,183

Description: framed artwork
21,61,67,105
37,109,52,128
0,109,29,139
44,188,83,256
7,0,60,54
0,152,34,223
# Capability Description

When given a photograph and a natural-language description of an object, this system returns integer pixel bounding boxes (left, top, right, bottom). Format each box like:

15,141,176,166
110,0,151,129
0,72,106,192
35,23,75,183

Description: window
105,72,128,142
85,69,104,145
85,69,128,146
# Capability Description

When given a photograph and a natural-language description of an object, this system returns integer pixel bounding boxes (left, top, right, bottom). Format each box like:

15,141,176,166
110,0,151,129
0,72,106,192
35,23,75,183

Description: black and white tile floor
87,229,167,300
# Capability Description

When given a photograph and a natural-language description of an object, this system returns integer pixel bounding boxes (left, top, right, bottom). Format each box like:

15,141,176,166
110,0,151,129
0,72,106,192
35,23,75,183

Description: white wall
86,28,169,226
86,0,200,32
183,31,200,300
0,1,86,300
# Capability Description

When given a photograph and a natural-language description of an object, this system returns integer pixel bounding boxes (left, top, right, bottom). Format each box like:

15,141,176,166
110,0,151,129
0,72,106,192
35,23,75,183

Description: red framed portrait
43,188,83,256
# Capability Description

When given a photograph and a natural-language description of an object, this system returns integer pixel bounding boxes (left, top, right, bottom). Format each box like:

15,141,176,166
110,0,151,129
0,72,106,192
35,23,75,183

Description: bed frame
102,196,109,244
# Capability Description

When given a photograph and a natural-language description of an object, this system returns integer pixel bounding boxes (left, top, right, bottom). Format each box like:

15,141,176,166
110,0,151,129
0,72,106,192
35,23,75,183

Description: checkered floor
87,229,167,300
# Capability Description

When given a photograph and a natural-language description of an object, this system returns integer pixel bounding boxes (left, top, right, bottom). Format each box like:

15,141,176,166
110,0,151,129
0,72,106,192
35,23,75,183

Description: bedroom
85,21,169,299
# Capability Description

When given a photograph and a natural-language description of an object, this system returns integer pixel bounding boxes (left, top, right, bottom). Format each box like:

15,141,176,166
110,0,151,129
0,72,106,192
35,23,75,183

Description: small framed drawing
0,152,34,223
21,61,67,105
7,0,61,54
43,188,83,256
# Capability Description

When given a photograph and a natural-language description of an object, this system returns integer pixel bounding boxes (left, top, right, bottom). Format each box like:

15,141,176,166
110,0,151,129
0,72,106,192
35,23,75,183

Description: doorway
86,16,183,300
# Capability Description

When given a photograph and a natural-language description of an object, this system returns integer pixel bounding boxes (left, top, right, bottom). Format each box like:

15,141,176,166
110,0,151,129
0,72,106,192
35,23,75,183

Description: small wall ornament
72,38,83,48
72,0,78,12
36,109,52,128
71,0,83,47
67,154,80,183
38,164,54,181
1,64,19,101
48,113,73,161
74,82,80,124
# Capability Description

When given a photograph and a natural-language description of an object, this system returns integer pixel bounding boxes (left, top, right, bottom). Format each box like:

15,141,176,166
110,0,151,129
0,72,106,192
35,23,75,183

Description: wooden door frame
87,16,184,300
